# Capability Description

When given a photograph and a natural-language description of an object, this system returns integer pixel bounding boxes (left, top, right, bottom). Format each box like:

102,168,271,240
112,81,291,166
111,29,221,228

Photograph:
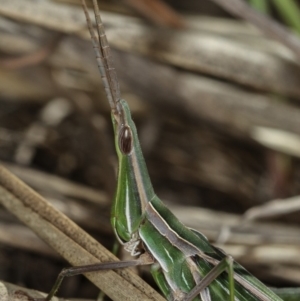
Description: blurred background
0,0,300,299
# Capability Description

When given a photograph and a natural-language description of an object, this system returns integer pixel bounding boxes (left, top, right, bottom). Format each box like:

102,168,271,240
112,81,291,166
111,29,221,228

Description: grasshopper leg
25,253,154,301
183,255,235,301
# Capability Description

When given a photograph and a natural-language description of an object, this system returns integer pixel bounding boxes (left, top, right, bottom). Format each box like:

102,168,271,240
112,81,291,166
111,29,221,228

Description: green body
81,1,287,299
110,100,283,301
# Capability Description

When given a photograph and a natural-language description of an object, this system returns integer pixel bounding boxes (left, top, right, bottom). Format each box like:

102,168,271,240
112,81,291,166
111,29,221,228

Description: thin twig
0,34,63,70
125,0,185,28
0,165,164,301
209,0,300,60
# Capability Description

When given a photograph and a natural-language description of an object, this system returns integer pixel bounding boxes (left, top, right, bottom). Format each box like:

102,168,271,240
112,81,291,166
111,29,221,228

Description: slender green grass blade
249,0,270,13
271,0,300,33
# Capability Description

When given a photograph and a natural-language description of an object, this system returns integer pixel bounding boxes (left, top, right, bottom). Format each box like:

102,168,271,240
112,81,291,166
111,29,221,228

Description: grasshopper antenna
81,0,121,116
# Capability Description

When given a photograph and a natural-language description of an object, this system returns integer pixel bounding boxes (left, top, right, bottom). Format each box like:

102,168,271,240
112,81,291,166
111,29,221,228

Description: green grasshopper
33,1,287,300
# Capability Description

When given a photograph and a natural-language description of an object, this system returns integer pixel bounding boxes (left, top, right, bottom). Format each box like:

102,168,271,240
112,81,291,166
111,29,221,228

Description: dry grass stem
0,165,164,301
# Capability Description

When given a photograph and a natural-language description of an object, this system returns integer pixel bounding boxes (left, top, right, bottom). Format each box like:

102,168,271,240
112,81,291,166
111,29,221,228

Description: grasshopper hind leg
183,256,235,301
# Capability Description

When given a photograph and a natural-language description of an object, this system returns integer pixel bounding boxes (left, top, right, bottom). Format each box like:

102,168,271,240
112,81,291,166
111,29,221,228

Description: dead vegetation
0,0,300,300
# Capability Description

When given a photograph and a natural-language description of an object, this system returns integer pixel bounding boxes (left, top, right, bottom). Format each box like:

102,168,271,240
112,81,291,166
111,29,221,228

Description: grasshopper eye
119,125,133,155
